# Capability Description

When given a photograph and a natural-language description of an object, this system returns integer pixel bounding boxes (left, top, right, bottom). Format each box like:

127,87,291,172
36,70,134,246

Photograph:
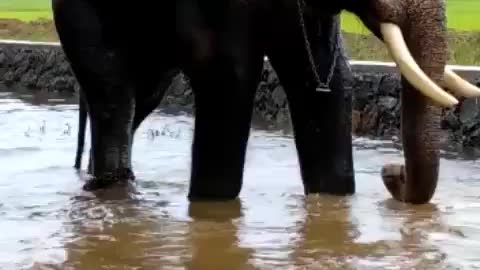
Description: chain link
296,0,338,92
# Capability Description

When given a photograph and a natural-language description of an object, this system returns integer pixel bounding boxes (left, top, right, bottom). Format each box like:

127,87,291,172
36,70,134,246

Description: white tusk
443,68,480,97
380,23,458,107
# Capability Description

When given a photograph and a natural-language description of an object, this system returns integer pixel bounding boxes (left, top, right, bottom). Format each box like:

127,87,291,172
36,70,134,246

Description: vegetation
2,0,479,31
0,0,51,21
341,0,480,33
0,0,479,65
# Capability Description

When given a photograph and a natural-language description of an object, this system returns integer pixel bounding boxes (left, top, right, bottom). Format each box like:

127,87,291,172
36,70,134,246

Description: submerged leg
180,9,264,200
267,15,355,195
187,60,262,201
53,0,136,190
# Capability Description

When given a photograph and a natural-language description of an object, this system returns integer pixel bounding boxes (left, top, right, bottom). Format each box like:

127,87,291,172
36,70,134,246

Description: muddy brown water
1,89,480,270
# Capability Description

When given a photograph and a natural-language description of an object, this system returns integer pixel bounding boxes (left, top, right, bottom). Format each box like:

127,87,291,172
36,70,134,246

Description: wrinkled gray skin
56,0,451,204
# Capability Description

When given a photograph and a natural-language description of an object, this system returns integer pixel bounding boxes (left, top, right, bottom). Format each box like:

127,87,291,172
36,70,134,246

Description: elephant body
54,0,480,204
57,0,355,200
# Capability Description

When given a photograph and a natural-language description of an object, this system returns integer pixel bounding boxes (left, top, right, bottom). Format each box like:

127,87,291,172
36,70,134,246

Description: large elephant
53,0,480,204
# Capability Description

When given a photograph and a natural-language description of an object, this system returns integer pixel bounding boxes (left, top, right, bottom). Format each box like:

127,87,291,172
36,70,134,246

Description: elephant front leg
186,57,264,201
53,0,136,190
266,19,355,195
290,58,355,195
83,87,136,190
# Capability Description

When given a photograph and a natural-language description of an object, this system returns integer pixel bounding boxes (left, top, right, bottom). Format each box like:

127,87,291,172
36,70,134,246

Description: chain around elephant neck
296,0,337,92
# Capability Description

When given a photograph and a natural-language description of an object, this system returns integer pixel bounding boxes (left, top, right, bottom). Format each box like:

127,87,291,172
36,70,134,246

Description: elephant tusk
443,68,480,98
380,23,459,107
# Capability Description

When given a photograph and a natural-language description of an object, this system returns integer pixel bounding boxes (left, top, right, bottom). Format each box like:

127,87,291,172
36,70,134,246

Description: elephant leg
82,73,178,175
266,19,355,195
84,86,136,190
175,0,265,201
53,0,136,190
185,55,264,201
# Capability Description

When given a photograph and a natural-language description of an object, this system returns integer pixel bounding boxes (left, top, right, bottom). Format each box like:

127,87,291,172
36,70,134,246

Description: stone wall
2,41,480,151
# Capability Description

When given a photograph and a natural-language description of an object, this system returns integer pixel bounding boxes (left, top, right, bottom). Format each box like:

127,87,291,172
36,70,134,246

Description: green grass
0,11,51,21
0,0,479,65
1,0,479,31
342,0,480,33
0,0,51,21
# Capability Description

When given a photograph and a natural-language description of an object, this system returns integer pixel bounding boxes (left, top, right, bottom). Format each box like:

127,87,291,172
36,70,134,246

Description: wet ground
1,89,480,270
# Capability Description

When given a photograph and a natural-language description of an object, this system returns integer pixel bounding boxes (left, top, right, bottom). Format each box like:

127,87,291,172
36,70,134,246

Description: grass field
341,0,480,33
0,0,51,21
1,0,480,32
1,0,479,65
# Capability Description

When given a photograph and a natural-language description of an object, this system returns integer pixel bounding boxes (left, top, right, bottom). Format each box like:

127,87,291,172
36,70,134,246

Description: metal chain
296,0,338,92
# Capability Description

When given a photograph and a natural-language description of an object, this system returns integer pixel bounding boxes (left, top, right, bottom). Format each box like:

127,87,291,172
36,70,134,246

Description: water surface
1,90,480,270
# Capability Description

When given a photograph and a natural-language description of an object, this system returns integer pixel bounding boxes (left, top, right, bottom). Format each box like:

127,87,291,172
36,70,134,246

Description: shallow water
1,90,480,270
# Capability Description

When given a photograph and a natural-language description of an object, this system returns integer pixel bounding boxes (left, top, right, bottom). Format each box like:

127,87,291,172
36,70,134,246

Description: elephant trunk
381,2,448,204
348,0,480,203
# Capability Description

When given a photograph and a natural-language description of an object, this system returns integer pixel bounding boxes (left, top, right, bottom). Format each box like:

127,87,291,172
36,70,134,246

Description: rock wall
2,42,480,151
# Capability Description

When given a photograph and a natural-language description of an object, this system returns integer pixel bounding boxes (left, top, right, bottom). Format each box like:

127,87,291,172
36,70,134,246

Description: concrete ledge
0,39,61,47
2,40,480,152
349,60,480,82
3,39,479,81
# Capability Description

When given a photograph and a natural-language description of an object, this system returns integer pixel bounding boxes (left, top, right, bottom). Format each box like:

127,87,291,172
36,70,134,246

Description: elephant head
311,0,480,204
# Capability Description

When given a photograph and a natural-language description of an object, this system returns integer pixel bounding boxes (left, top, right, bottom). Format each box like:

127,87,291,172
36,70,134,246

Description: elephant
73,95,87,171
73,68,180,174
52,0,480,204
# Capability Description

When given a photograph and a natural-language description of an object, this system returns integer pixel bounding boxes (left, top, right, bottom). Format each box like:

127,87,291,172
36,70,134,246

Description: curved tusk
443,68,480,97
380,23,459,107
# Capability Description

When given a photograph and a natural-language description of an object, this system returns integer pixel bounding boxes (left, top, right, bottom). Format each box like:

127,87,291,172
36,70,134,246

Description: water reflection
291,195,360,269
379,200,448,269
288,196,454,269
61,184,167,270
61,193,255,270
2,88,480,269
185,200,255,270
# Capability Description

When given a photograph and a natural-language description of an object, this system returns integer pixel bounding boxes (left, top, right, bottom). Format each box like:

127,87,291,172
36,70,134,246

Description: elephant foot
188,194,239,202
187,184,241,202
83,168,135,191
188,188,240,202
304,173,355,196
381,164,406,202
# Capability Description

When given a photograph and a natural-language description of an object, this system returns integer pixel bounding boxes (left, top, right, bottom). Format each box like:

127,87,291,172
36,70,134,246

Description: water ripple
0,91,479,269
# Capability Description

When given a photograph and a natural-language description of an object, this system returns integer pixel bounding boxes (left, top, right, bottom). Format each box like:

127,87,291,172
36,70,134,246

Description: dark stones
51,77,77,92
378,73,401,97
271,86,286,107
459,98,480,128
442,109,461,130
0,45,76,91
0,52,6,67
378,96,398,111
3,42,480,151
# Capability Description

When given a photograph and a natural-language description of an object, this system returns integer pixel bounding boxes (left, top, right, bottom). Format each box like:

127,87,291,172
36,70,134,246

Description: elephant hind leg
53,0,136,190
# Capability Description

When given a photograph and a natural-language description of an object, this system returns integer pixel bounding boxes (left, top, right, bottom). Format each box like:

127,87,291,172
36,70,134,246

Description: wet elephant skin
52,0,459,204
52,0,355,201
